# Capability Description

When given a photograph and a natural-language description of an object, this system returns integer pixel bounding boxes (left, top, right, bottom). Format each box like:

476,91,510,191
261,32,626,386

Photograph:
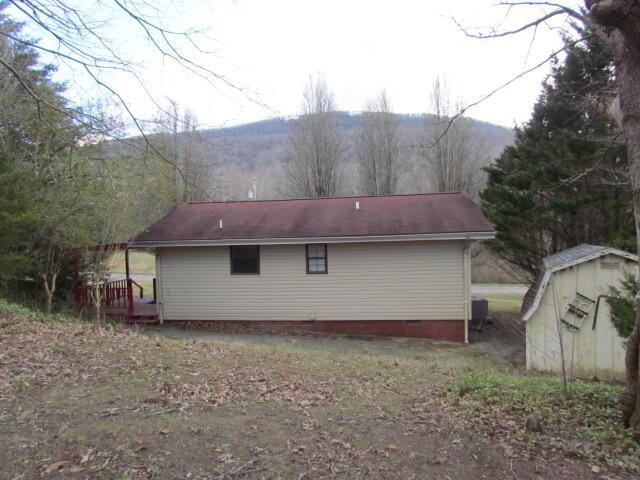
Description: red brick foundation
162,319,466,342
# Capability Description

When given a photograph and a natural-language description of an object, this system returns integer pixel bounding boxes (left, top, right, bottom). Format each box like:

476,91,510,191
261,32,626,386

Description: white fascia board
129,230,497,249
546,249,638,277
521,270,551,322
557,248,638,270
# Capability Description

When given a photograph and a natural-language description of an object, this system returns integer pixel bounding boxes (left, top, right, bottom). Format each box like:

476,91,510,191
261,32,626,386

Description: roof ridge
186,191,466,206
543,244,633,270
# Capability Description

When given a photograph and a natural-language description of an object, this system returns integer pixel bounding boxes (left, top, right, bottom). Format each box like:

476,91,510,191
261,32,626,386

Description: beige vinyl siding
157,241,465,322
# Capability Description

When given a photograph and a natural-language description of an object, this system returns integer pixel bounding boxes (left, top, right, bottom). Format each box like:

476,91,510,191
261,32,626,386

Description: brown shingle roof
133,192,494,244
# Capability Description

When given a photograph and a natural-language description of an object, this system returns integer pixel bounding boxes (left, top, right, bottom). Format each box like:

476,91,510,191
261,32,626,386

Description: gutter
464,242,471,344
129,231,497,248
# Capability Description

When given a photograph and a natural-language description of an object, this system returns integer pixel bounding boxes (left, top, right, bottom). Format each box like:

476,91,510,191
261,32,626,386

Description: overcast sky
24,0,581,130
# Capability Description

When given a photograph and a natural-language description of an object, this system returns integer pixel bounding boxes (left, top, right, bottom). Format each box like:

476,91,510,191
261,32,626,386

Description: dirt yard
1,308,638,479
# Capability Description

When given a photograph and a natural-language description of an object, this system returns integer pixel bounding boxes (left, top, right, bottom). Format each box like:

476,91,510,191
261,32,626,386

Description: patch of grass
451,371,639,469
157,330,498,378
485,293,524,313
0,297,76,323
107,250,155,275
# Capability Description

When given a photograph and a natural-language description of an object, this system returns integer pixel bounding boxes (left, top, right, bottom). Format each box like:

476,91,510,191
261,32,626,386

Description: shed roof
132,192,495,246
542,244,608,270
521,244,637,321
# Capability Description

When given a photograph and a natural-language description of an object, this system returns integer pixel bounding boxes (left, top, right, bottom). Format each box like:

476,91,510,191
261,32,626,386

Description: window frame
229,245,260,275
306,244,328,274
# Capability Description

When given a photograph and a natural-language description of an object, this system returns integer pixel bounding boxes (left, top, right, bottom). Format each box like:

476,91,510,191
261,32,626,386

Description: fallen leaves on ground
1,312,636,479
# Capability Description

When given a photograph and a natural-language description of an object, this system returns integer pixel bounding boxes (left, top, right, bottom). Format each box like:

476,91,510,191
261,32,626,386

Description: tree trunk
614,26,640,443
622,68,640,431
586,0,640,438
623,315,640,428
618,68,640,432
624,132,640,435
92,283,102,322
42,273,56,314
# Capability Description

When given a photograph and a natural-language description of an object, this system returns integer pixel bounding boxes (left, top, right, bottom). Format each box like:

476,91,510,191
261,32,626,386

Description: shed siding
526,254,633,380
156,241,465,322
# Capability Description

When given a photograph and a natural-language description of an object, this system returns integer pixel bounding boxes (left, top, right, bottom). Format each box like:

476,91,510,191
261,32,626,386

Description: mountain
123,112,515,200
199,112,514,199
205,112,512,139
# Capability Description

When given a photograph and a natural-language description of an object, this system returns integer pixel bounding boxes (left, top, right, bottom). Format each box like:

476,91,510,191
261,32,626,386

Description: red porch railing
75,278,144,313
74,245,157,322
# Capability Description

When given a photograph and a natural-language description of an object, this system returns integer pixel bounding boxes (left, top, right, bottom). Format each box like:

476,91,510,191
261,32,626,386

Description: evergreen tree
0,9,79,297
0,152,39,289
481,35,634,279
0,5,198,309
0,7,129,306
606,272,638,339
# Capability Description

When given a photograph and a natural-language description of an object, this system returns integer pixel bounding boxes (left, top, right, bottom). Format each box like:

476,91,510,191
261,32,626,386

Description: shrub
0,297,76,323
606,272,637,338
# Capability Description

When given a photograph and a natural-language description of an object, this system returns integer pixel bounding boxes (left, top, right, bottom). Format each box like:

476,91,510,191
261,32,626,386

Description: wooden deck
76,276,158,324
104,297,158,323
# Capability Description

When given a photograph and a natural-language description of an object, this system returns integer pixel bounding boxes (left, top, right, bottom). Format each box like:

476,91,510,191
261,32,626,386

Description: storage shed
522,244,637,380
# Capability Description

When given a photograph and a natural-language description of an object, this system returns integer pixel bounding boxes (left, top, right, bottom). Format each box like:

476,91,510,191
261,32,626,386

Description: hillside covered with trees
204,109,513,201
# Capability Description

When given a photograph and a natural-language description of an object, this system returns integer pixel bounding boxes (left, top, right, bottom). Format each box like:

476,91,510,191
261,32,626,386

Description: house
521,244,638,380
129,193,495,341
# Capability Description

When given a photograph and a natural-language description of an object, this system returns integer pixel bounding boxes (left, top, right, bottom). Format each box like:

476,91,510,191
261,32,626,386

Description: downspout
154,249,164,324
464,241,471,344
591,295,608,330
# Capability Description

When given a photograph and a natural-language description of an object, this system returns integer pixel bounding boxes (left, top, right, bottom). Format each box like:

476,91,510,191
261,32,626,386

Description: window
306,244,327,274
230,245,260,274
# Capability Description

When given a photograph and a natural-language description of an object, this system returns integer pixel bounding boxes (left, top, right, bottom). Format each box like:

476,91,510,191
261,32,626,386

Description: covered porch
74,243,159,323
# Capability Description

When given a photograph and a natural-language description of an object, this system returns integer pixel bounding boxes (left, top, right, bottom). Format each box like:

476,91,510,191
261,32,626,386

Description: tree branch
416,38,582,149
451,9,567,39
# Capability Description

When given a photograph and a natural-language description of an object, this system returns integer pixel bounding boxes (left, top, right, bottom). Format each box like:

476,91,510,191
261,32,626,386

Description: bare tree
284,74,344,198
82,156,146,321
0,1,252,190
154,100,217,204
420,77,487,197
356,90,404,195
